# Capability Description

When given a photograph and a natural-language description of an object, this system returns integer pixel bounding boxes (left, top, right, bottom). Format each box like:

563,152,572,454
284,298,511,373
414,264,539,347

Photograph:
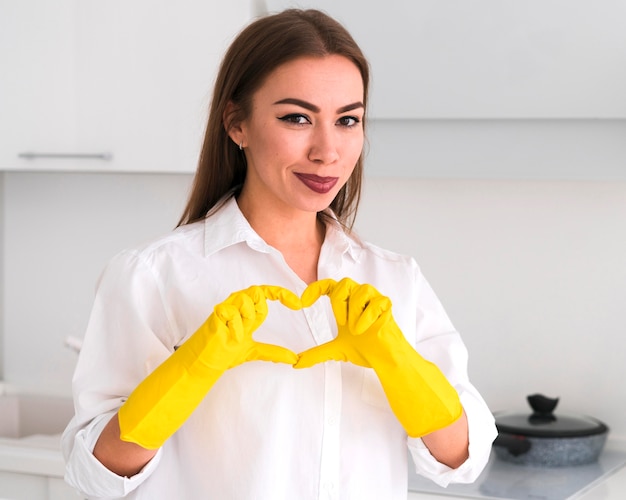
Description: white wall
0,173,4,379
2,171,625,438
357,178,626,437
366,119,626,180
2,172,193,395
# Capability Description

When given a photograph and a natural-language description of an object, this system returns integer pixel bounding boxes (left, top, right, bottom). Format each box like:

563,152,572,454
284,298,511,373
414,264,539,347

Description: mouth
294,173,339,194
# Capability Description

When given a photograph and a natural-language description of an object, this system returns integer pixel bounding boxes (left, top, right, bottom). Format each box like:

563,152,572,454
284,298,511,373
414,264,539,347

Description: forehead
254,55,364,105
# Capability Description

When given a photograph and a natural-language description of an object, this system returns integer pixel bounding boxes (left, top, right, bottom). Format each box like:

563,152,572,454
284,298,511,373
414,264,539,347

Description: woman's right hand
94,284,301,476
117,285,300,451
203,285,301,368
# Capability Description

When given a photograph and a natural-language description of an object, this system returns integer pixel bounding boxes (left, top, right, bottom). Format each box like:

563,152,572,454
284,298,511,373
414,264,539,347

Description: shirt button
328,416,337,426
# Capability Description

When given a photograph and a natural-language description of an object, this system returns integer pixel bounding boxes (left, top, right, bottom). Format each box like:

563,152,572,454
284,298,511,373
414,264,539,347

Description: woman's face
234,55,365,218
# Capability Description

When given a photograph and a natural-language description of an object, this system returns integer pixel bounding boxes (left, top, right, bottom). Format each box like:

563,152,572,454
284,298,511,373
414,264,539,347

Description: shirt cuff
65,412,162,498
407,390,497,488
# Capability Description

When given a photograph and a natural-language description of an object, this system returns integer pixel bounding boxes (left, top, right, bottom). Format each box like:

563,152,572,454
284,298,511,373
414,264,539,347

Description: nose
308,125,339,165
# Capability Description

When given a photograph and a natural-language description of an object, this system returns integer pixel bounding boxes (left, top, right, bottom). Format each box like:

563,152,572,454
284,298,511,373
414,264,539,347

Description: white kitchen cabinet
267,0,626,119
0,0,252,173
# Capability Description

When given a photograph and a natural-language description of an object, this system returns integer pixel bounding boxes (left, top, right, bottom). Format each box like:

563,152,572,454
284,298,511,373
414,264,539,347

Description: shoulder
337,231,425,299
362,239,416,266
133,220,205,257
102,220,206,279
347,232,419,272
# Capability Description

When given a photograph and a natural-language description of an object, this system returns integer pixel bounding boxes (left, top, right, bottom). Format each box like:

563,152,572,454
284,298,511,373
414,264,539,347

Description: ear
223,101,245,148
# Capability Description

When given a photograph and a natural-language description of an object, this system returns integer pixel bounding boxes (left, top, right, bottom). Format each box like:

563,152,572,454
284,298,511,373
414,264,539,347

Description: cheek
249,134,301,178
247,128,281,164
345,136,364,166
268,134,306,163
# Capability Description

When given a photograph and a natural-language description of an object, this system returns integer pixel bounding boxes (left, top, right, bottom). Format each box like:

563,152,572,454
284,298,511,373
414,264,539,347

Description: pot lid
494,394,609,438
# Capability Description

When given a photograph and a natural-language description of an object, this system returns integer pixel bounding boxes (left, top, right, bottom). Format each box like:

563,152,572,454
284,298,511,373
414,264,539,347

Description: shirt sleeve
61,250,175,497
63,411,163,497
405,267,497,487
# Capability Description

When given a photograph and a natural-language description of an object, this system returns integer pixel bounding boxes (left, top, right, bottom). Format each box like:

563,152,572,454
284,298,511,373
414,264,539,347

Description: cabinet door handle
18,152,113,161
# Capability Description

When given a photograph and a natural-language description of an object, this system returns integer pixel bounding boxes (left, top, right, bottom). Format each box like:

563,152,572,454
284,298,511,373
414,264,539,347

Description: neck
236,198,324,284
254,213,325,258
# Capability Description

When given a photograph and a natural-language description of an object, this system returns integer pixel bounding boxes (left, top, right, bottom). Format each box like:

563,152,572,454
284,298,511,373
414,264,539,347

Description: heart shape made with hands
237,278,400,370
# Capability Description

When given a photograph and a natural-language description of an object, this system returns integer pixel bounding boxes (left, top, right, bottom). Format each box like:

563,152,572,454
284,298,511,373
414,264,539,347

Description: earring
239,141,243,151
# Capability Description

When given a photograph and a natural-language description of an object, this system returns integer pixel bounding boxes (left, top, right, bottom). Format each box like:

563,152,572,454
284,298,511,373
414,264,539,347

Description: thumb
251,342,299,365
295,342,347,369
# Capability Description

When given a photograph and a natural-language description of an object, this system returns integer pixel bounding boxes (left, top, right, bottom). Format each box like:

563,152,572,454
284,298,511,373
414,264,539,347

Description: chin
300,197,337,215
288,186,343,215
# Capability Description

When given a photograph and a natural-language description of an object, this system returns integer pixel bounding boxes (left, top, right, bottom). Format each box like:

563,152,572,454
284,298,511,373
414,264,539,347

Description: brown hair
177,9,369,229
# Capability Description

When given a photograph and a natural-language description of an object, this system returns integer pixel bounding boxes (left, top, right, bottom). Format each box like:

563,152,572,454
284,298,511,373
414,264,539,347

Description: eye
337,116,361,128
278,113,311,125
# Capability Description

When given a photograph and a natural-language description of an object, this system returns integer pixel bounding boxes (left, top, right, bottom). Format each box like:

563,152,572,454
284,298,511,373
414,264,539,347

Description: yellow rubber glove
118,285,301,449
295,278,462,437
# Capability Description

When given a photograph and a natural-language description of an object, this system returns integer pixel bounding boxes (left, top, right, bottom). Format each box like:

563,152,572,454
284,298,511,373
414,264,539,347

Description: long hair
177,9,369,228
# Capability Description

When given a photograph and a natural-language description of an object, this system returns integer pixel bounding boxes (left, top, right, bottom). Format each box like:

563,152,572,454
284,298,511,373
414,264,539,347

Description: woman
62,9,496,499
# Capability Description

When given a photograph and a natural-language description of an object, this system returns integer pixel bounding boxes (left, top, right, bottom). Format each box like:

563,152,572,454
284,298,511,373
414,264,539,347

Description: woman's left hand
295,277,399,368
295,277,463,438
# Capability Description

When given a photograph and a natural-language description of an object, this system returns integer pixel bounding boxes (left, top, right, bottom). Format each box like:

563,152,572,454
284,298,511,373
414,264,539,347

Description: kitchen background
1,0,625,444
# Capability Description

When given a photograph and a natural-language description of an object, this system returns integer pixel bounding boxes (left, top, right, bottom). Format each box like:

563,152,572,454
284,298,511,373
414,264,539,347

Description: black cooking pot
493,394,609,467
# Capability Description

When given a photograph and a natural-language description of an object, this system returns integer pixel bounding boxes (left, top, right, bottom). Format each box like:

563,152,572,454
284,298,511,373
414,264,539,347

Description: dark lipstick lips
294,173,339,194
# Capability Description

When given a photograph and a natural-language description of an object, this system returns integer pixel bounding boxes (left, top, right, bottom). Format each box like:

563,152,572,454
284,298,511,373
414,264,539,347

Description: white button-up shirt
62,197,497,499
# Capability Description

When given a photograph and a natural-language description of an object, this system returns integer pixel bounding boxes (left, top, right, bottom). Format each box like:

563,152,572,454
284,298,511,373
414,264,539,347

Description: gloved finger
354,295,392,335
225,291,265,336
329,277,360,327
214,303,245,342
226,290,261,321
251,342,299,365
346,283,379,332
301,279,337,308
294,342,348,369
259,285,302,310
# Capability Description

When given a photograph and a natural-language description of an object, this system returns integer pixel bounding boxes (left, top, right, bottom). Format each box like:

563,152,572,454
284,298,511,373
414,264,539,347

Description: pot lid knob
495,394,609,437
527,393,558,422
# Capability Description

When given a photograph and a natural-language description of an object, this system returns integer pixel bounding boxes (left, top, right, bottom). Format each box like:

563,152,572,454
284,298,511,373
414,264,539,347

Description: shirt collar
203,196,269,257
202,196,363,262
322,213,363,264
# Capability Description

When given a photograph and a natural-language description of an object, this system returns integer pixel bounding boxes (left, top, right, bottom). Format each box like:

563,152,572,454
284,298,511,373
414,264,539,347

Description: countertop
0,434,64,477
409,465,626,499
408,438,626,500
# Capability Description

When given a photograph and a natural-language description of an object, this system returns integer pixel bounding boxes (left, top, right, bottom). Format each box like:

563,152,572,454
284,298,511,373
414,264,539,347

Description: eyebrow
273,98,364,114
